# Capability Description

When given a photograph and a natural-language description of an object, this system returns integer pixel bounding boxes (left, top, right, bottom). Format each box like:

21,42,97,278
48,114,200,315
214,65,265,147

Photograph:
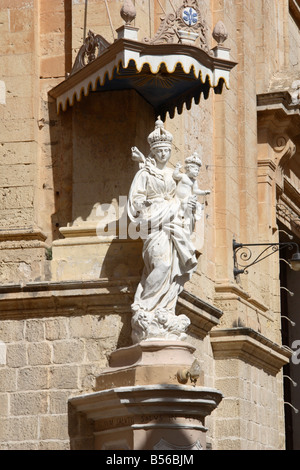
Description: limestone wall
0,0,45,284
0,311,131,449
0,0,299,450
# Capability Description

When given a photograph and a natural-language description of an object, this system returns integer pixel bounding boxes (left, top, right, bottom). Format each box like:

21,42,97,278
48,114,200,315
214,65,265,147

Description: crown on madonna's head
148,119,173,149
185,152,202,167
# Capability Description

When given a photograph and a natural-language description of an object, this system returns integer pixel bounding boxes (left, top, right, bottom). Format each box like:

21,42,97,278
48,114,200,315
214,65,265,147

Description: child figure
173,152,210,203
173,152,210,235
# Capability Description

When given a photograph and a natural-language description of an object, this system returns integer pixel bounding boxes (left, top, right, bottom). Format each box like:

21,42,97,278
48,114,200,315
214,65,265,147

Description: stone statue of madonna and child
128,120,210,344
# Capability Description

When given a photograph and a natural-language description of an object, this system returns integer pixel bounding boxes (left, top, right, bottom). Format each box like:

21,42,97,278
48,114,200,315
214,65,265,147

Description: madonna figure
128,120,201,343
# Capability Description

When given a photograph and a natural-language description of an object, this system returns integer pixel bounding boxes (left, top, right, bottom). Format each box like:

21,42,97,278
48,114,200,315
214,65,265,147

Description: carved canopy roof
49,1,236,120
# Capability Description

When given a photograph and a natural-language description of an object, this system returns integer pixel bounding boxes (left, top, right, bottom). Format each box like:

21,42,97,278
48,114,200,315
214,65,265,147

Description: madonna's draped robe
128,160,198,315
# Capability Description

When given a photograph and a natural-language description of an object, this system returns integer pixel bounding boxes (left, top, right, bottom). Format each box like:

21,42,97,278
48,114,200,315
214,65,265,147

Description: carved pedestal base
70,341,223,450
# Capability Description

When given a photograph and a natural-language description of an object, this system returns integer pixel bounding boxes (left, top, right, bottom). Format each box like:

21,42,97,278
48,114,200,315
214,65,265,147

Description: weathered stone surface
0,0,299,451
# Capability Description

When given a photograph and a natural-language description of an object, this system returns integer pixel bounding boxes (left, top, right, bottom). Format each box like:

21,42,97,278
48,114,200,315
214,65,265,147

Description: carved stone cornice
0,279,137,319
0,228,47,243
210,327,291,375
215,282,269,314
257,92,300,137
177,290,223,338
70,384,223,425
0,229,48,256
0,280,221,340
257,159,277,172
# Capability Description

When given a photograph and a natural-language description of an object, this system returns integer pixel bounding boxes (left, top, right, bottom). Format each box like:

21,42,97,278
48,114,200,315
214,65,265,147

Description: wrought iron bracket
233,239,300,277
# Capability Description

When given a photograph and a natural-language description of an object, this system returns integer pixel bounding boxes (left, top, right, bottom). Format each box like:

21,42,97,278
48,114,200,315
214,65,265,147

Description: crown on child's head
148,119,173,149
185,152,202,167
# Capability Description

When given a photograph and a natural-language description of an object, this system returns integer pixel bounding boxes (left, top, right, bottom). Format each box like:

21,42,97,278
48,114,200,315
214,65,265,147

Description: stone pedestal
70,341,223,450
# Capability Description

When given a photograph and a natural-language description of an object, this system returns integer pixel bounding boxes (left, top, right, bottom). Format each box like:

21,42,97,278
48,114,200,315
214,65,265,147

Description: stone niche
51,89,154,282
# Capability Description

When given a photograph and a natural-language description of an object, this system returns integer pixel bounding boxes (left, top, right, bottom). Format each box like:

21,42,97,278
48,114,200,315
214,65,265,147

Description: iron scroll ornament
233,239,300,277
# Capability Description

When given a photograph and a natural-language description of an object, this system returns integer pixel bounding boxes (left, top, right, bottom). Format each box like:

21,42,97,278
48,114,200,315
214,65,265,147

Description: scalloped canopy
49,37,236,121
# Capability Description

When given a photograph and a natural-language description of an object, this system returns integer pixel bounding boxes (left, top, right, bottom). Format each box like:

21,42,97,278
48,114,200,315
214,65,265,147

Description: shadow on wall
48,89,155,242
47,95,73,241
68,401,95,450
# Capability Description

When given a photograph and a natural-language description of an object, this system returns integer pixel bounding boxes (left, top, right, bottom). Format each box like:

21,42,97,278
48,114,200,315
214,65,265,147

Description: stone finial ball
212,20,228,44
120,0,137,25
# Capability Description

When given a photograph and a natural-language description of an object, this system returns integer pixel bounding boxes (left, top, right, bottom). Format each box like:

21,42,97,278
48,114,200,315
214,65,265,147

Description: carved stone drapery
128,120,208,343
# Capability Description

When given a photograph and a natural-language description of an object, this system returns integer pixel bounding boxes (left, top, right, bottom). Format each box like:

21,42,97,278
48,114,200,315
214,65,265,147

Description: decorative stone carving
272,134,296,166
173,153,210,206
212,20,228,44
144,0,210,52
71,30,110,75
120,0,136,25
128,120,209,343
210,328,291,375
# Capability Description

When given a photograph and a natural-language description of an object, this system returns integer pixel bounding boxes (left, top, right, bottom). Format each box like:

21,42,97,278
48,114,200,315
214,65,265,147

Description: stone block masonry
0,312,131,450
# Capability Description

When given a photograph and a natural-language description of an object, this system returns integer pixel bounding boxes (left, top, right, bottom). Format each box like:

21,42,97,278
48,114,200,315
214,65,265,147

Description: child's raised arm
173,162,183,181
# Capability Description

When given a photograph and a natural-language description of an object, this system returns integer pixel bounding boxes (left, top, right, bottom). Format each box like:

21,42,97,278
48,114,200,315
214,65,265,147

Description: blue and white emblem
182,7,198,26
